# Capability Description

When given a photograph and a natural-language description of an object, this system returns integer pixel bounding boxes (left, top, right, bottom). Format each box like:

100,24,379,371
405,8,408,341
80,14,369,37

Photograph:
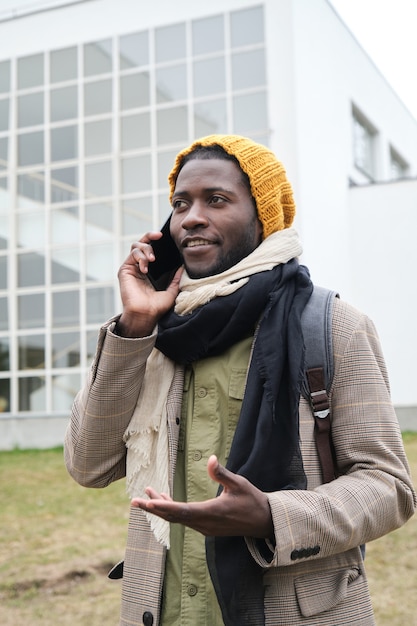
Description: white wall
266,0,417,302
349,179,417,406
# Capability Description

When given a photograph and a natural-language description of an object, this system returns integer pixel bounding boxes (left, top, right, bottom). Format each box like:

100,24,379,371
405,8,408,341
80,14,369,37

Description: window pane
157,150,177,188
52,373,80,411
120,73,150,110
233,91,267,135
86,330,98,364
18,54,44,89
50,85,78,121
84,119,112,156
18,293,45,329
52,290,79,327
18,131,44,166
353,115,375,177
194,98,227,136
0,297,8,330
85,202,113,240
232,50,266,90
122,197,153,236
86,243,114,281
84,39,112,76
155,23,186,63
51,247,80,284
50,46,77,83
0,176,10,210
121,154,151,194
0,99,10,132
85,161,112,198
0,379,10,412
0,61,10,93
193,57,226,98
119,31,149,69
16,212,46,248
17,171,45,207
86,286,114,323
18,376,46,411
84,79,112,115
52,331,80,367
156,65,187,103
0,214,9,249
0,256,7,289
51,166,79,203
390,151,408,179
192,15,224,55
158,192,172,224
18,93,44,128
121,113,150,151
18,334,45,369
0,137,8,170
18,252,45,287
0,337,9,370
231,6,264,47
51,125,78,161
51,206,79,244
157,106,188,145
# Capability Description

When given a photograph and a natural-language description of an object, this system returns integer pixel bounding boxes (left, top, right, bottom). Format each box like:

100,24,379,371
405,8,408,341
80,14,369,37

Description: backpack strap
301,286,339,484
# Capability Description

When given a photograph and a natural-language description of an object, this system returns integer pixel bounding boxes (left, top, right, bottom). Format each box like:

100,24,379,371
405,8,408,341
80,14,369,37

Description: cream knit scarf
124,228,302,548
175,227,302,315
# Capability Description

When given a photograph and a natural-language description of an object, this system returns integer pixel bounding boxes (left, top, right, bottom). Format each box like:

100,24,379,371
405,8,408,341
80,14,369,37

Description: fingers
145,487,172,501
165,266,184,295
207,454,242,491
129,231,164,273
131,494,192,524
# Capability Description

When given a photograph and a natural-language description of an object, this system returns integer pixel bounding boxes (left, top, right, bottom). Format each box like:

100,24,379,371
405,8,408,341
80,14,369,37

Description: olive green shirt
161,335,253,625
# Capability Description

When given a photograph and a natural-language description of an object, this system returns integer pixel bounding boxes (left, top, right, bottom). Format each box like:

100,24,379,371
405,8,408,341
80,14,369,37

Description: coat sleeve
64,317,157,488
246,298,416,568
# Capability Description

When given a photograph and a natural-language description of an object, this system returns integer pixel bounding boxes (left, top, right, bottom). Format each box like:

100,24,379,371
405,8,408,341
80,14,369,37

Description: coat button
192,450,202,461
142,611,154,625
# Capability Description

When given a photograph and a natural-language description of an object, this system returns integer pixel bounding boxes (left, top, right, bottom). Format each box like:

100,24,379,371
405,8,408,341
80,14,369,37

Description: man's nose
181,202,209,229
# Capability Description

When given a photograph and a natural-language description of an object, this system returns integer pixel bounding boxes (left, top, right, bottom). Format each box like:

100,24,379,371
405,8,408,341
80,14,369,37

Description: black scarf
156,259,313,625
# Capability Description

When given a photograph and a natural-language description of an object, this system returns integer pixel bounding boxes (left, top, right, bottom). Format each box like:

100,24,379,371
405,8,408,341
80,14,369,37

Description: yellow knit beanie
168,134,296,238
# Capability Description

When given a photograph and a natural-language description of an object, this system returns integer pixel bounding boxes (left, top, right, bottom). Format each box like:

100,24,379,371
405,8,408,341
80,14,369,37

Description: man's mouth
183,238,213,248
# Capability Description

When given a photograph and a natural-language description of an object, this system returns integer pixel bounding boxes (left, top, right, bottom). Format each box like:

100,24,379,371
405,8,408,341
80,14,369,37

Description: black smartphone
147,217,183,290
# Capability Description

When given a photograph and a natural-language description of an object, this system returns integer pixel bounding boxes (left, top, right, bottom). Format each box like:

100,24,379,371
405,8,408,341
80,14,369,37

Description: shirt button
193,450,202,461
187,584,198,596
197,388,207,398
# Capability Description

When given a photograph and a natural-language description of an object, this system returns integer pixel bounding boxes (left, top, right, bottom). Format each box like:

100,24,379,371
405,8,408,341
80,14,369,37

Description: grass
0,447,127,625
0,435,416,625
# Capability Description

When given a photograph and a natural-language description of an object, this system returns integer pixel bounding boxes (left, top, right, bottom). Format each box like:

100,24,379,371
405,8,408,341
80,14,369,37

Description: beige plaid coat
65,297,416,625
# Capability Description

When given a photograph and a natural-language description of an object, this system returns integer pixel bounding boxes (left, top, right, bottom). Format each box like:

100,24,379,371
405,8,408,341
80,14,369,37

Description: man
65,134,416,626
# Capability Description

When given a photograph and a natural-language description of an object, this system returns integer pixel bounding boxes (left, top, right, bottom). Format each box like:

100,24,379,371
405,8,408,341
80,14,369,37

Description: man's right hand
115,231,183,338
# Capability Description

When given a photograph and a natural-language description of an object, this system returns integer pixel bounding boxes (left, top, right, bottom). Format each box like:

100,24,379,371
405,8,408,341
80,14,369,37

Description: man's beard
185,216,261,279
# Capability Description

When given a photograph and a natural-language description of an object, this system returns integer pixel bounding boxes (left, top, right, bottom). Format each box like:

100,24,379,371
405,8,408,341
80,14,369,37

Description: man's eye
210,195,225,204
173,199,187,210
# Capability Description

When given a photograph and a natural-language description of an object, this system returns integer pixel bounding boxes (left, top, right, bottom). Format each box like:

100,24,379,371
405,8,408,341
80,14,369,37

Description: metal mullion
224,10,233,133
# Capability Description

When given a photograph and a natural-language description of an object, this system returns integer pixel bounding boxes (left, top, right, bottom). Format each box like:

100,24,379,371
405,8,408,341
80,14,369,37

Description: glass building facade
0,5,268,419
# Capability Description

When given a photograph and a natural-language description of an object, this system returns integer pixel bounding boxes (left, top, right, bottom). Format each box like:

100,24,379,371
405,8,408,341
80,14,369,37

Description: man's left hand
131,455,273,539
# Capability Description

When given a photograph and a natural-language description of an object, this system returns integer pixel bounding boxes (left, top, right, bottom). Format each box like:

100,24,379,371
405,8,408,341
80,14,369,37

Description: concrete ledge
395,406,417,432
0,416,69,451
0,407,416,451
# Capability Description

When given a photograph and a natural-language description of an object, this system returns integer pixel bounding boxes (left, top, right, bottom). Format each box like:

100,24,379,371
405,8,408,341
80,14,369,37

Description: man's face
170,158,263,279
